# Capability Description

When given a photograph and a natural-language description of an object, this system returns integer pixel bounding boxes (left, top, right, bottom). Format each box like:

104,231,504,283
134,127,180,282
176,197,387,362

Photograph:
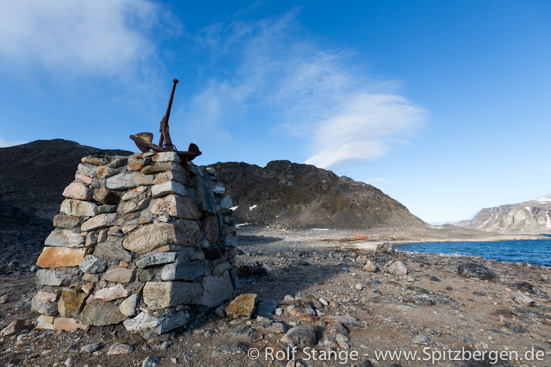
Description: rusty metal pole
158,78,179,148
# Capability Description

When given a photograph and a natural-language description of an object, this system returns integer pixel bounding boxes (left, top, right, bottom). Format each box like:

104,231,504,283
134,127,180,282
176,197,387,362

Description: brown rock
58,289,87,317
95,166,118,179
53,215,80,229
363,260,378,272
151,195,200,220
36,315,54,330
62,182,93,201
202,216,220,243
53,317,89,331
225,294,258,318
36,247,85,268
0,320,25,336
93,188,120,205
103,267,134,283
81,155,110,166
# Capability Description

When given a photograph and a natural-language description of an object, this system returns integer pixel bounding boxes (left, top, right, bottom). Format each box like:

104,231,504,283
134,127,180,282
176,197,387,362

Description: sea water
396,239,551,267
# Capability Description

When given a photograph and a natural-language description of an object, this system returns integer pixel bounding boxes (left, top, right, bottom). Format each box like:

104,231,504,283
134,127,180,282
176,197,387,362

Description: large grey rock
79,255,107,274
123,309,190,334
81,299,127,326
143,282,202,310
151,181,187,198
53,215,80,229
94,236,132,262
44,229,84,248
81,213,118,231
142,162,184,174
151,152,181,164
36,269,71,286
161,262,204,281
383,260,407,276
153,171,187,185
122,221,201,254
60,199,98,217
121,186,148,201
136,252,178,269
201,271,235,308
106,172,154,190
457,263,498,281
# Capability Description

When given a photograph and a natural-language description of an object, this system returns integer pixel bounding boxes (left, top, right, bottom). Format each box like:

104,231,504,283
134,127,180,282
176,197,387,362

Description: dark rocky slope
214,160,425,229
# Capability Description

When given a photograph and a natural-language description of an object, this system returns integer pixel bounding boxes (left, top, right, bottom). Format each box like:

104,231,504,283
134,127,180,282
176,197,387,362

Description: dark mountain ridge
214,160,424,229
0,139,425,230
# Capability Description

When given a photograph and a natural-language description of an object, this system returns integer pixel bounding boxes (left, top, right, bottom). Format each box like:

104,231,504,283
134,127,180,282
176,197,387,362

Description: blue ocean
396,238,551,267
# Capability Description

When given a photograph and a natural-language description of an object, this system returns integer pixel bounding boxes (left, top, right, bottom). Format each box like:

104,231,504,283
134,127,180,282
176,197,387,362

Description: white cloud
185,12,426,166
0,0,167,76
0,136,25,147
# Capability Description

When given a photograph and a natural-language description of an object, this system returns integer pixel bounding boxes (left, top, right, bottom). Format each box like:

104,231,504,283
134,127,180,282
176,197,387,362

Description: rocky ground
1,227,551,367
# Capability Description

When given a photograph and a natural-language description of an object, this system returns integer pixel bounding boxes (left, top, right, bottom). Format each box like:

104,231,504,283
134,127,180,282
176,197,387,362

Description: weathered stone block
122,221,201,254
36,247,85,268
93,188,120,205
151,152,181,164
151,181,187,198
106,172,154,190
53,317,88,331
62,182,93,201
45,229,84,248
136,252,177,269
142,162,184,175
75,173,93,184
143,281,202,310
81,213,118,231
94,284,130,301
82,155,110,166
151,195,200,220
79,255,107,274
94,236,132,262
60,199,98,217
153,171,187,185
95,166,118,179
81,299,127,326
36,269,71,286
103,267,134,283
31,291,59,316
53,215,80,229
161,261,205,281
118,197,150,215
201,271,235,308
121,186,148,201
58,289,86,317
220,195,233,210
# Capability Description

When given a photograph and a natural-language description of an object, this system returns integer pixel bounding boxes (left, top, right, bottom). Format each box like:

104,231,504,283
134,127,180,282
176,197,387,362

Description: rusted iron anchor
130,78,202,162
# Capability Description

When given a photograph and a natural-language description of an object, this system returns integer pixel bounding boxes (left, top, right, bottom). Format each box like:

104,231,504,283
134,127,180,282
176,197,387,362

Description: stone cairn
31,151,238,334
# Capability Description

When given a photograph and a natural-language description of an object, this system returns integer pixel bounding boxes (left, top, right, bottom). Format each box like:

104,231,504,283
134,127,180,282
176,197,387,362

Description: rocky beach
1,226,551,366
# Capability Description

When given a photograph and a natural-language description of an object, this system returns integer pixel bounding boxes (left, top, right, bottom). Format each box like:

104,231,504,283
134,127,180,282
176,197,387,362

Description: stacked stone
32,151,237,334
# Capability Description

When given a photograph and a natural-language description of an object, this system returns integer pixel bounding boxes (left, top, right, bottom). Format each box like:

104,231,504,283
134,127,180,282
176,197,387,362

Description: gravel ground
1,226,551,367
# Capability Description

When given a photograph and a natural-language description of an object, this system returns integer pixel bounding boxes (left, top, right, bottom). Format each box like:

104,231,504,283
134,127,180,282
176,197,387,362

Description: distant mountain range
0,139,425,230
455,195,551,234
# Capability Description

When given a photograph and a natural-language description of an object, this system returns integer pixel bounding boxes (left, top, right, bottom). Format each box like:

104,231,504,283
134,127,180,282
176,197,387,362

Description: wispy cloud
185,11,426,167
0,0,171,77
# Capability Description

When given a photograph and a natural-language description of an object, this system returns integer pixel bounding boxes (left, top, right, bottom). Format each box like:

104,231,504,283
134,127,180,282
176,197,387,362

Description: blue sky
0,0,550,223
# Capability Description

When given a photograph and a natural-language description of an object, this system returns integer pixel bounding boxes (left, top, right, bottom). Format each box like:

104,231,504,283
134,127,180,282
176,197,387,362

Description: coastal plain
1,226,550,367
